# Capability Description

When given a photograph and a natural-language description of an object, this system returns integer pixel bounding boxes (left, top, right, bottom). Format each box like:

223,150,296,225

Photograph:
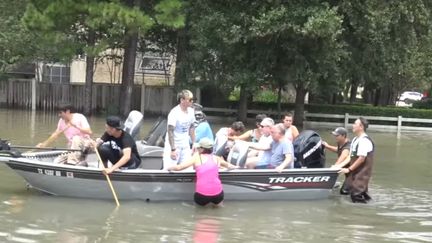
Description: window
42,64,70,83
138,53,172,75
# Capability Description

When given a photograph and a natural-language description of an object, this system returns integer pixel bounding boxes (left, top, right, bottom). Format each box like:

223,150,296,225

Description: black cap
331,127,347,136
106,116,123,130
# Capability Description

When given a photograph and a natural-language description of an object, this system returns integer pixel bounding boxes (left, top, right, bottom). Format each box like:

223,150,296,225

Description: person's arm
189,126,196,146
230,130,252,141
322,141,337,153
334,154,351,168
335,148,350,165
104,147,132,174
217,156,238,170
168,154,197,171
249,139,271,151
37,123,70,148
340,138,372,173
276,153,293,172
340,156,366,174
291,125,299,140
69,121,92,135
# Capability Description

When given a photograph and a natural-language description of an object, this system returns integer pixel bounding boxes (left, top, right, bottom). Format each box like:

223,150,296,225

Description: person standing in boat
322,127,351,194
37,103,93,165
163,89,196,170
338,117,374,203
95,116,141,174
168,138,237,206
282,112,299,142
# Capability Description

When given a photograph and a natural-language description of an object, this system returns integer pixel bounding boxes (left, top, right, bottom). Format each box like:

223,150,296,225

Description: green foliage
306,103,432,119
412,99,432,109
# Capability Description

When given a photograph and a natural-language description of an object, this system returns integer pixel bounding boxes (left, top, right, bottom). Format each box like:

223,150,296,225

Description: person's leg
67,136,84,164
178,147,193,171
162,146,179,170
97,143,121,168
210,191,224,207
340,175,350,195
245,156,259,169
194,192,210,206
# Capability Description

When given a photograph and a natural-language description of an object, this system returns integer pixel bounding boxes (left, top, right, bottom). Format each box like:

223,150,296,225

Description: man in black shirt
322,127,351,194
96,116,141,174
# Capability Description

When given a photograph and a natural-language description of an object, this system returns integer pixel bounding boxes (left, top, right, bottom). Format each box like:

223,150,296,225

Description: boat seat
136,141,163,169
226,140,249,167
143,117,167,147
123,110,144,140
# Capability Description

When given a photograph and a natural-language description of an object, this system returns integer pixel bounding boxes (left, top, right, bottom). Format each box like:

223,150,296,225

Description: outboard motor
123,110,144,140
143,117,167,147
226,140,249,167
293,130,325,168
213,136,235,160
0,139,21,158
0,139,11,151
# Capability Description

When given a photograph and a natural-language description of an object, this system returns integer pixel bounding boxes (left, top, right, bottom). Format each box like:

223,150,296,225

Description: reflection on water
0,108,432,242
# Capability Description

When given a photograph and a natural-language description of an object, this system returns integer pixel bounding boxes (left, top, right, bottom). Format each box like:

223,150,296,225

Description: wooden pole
95,148,120,207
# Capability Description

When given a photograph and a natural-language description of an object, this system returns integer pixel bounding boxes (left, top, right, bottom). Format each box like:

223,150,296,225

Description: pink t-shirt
285,126,294,142
195,155,223,196
57,113,90,144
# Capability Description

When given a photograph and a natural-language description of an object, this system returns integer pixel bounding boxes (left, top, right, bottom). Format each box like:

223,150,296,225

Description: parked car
398,91,423,103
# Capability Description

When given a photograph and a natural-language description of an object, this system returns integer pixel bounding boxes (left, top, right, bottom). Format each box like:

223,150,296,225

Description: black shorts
194,191,224,206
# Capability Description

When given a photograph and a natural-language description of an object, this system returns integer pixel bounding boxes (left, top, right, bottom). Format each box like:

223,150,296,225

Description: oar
95,148,120,207
10,145,81,152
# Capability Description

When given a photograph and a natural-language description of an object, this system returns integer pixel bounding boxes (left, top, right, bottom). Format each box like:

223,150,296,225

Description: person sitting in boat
193,104,214,144
244,117,274,169
94,116,141,174
168,137,237,207
251,123,294,172
322,127,351,194
36,103,93,166
213,121,245,159
230,114,267,143
282,112,299,142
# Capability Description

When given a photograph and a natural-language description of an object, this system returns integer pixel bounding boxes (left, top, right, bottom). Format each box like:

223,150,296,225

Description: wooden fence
0,80,175,115
203,107,432,134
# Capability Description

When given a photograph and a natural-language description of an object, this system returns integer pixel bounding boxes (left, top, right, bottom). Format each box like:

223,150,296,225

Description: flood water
0,108,431,243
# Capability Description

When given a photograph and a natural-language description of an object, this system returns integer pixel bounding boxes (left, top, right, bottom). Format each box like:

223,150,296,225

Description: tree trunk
83,31,95,116
349,81,358,103
237,84,248,123
294,84,307,129
174,27,188,86
277,82,282,117
120,31,138,117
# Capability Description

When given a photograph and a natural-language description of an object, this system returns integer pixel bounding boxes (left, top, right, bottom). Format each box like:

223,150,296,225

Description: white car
395,91,423,107
398,91,423,103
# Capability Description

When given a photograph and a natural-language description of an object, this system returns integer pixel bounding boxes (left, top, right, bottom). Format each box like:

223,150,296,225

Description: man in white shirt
337,117,374,203
163,90,196,170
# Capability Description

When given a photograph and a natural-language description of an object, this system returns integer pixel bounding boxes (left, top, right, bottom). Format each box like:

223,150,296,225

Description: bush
412,99,432,109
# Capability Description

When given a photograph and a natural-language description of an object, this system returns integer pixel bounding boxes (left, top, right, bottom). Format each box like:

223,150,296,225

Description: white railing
203,108,432,134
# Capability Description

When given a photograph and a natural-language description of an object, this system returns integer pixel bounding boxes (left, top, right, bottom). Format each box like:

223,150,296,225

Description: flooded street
0,108,431,242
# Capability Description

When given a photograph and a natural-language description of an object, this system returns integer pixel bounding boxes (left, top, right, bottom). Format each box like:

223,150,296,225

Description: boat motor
293,130,325,168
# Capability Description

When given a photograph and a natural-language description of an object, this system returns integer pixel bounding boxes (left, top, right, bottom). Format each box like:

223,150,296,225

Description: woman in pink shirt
168,138,237,206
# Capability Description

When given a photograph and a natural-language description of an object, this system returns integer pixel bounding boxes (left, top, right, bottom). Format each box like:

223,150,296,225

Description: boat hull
4,158,339,201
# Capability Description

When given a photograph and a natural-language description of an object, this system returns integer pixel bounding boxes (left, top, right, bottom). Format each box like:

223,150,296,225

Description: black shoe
340,188,350,195
362,192,372,201
351,194,368,203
